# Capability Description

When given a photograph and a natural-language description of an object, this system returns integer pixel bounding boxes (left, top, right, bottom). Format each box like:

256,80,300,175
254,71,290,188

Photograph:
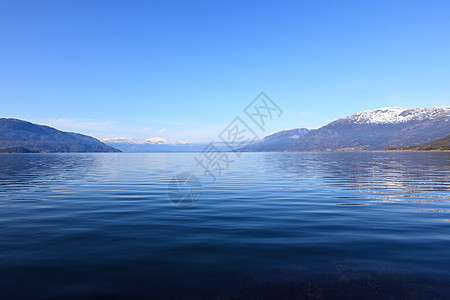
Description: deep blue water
0,152,449,299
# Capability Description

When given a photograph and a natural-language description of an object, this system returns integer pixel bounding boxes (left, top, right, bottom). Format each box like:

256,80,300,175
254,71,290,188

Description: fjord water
0,152,449,299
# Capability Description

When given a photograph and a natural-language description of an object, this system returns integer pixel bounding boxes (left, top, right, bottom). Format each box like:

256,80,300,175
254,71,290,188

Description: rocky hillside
386,134,450,151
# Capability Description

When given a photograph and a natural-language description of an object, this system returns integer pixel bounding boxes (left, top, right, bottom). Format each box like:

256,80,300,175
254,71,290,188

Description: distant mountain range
102,137,235,152
102,137,189,145
102,137,202,152
248,107,449,151
0,118,120,153
2,106,448,153
387,134,450,151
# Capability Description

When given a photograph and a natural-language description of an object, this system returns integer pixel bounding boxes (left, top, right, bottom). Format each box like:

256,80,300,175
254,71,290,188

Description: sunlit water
0,152,449,299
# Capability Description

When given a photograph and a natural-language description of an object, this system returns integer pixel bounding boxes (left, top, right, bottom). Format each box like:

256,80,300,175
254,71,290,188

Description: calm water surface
0,152,449,299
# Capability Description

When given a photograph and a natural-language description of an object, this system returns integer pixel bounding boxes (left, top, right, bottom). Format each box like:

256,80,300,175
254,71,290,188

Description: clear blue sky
1,0,449,142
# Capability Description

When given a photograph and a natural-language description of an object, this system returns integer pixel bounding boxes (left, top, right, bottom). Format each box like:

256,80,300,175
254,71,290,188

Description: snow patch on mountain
345,106,450,124
289,135,301,139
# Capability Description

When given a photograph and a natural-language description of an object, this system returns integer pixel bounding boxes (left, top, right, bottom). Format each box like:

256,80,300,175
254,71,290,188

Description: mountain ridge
0,118,120,153
248,106,449,151
245,128,310,151
342,106,449,125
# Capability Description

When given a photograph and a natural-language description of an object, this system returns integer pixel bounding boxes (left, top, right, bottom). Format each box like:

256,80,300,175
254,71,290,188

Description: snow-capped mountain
102,137,188,145
248,106,449,151
101,137,205,152
144,137,188,145
102,136,253,152
101,137,140,144
342,106,449,125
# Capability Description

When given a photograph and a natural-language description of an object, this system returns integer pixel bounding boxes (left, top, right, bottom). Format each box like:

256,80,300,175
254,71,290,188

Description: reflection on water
264,151,450,206
0,152,449,299
0,154,97,203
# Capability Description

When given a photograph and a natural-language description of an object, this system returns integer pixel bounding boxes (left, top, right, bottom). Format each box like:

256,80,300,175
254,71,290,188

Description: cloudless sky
1,0,449,142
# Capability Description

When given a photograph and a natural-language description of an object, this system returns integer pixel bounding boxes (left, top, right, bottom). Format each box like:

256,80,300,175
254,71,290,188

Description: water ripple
0,152,449,299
